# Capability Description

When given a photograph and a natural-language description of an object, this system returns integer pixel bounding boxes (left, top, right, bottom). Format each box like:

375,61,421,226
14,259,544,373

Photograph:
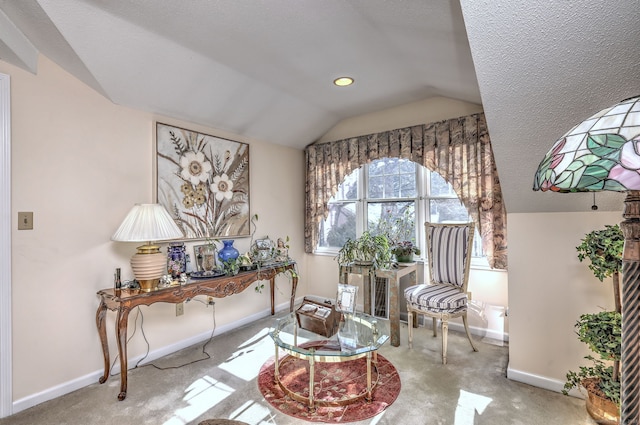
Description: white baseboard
11,297,300,415
506,367,584,400
399,314,509,343
447,320,509,343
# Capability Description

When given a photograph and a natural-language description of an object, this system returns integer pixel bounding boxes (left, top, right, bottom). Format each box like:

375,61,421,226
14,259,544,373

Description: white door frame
0,72,12,418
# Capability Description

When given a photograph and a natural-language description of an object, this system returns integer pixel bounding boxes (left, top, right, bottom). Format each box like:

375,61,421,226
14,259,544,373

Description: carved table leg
270,276,275,315
290,274,298,313
95,300,110,384
115,306,131,401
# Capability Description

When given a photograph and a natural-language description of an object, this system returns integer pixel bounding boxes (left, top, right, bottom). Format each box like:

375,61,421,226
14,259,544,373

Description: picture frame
336,284,358,314
192,244,213,272
156,122,250,240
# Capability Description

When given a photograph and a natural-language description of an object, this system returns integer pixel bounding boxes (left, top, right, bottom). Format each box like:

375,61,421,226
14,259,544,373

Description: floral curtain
304,112,508,269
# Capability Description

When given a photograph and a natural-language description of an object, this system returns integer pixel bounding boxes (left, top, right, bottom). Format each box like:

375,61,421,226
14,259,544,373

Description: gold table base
273,343,380,412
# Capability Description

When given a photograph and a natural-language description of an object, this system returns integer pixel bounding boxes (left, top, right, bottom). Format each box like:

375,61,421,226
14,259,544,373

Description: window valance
304,112,507,269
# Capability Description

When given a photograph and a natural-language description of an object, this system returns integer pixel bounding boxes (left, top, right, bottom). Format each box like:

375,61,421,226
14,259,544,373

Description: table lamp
112,203,184,292
533,95,640,424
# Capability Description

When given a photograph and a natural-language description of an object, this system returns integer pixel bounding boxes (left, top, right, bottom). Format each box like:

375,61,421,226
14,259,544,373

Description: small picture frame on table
336,284,358,314
193,245,208,272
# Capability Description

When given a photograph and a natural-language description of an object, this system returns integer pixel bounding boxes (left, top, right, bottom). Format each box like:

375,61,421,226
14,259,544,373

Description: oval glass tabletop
270,311,389,357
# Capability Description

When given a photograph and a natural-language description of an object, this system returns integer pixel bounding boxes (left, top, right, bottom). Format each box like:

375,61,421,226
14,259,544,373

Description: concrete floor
0,314,594,425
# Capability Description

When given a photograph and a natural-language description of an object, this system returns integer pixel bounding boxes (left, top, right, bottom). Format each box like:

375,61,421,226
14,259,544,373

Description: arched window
305,113,507,269
317,157,484,261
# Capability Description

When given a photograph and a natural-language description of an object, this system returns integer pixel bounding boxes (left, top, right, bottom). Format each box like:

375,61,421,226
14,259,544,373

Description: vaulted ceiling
1,1,639,213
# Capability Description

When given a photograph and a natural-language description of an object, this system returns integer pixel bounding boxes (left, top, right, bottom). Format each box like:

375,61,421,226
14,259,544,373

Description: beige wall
4,55,306,406
507,211,620,391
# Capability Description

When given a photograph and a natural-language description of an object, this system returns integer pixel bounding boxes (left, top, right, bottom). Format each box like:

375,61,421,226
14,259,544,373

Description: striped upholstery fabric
405,222,477,363
428,224,470,288
404,283,468,313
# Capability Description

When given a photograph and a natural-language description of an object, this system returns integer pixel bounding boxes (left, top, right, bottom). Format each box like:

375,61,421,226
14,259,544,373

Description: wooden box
296,296,341,338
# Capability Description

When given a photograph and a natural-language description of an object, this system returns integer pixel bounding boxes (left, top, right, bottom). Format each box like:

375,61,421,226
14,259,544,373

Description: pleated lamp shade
112,204,184,291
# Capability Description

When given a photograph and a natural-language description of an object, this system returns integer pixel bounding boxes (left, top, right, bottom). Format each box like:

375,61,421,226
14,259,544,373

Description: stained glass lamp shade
112,203,183,292
533,95,640,424
533,95,640,192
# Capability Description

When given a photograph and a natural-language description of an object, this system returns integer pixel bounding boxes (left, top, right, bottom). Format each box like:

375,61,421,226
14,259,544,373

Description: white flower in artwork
180,151,212,185
211,173,234,201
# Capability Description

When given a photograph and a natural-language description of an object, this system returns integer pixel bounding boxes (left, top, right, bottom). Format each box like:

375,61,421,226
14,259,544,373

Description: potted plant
563,311,621,424
375,208,419,263
336,231,392,269
563,224,623,424
576,224,623,312
391,240,420,263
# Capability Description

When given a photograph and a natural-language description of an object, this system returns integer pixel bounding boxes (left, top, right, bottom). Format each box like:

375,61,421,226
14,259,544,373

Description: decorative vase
218,239,240,262
167,242,186,278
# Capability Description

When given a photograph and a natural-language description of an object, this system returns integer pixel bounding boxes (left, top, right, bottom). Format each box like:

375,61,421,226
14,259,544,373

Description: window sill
313,250,502,272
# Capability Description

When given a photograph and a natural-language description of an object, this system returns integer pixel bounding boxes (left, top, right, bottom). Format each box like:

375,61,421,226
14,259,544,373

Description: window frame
315,158,489,268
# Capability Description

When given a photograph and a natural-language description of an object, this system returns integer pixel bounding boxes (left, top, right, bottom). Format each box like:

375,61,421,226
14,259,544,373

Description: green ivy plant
563,225,624,409
336,231,392,269
563,311,622,405
575,311,621,361
576,224,623,312
220,258,240,276
564,356,620,406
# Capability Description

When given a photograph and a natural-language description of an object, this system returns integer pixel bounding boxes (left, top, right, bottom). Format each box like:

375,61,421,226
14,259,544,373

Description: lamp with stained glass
533,95,640,424
112,203,184,292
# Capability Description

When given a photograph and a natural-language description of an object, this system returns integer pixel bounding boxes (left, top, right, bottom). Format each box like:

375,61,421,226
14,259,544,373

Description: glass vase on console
218,239,240,262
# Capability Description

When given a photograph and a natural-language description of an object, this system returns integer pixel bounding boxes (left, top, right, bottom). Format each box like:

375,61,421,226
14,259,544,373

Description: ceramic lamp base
130,245,165,292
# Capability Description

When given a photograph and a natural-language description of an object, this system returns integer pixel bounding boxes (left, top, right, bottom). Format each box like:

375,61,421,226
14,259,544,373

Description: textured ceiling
460,0,639,213
1,1,639,213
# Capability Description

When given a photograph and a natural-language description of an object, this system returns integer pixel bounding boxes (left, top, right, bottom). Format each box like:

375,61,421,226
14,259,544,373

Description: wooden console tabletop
95,262,297,401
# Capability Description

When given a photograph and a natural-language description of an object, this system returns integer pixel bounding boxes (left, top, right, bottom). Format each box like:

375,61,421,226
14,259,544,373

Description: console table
339,263,417,347
96,262,297,401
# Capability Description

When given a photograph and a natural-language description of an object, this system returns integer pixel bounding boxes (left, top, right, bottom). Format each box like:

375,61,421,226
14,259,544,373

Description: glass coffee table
269,311,389,411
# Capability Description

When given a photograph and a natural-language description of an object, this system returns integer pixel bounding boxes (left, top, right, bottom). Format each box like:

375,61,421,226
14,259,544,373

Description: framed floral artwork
156,123,250,239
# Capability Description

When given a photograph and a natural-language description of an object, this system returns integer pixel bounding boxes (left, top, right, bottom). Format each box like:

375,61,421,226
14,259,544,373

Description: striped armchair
404,222,478,364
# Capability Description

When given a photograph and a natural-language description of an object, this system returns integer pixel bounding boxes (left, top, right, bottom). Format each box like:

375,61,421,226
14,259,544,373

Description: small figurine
275,237,289,262
158,274,173,288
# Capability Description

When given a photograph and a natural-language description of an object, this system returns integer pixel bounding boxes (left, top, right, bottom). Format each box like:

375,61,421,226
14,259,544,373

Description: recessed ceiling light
333,77,354,87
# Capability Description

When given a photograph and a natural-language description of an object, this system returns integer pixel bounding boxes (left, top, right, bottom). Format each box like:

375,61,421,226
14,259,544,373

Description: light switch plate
176,302,184,316
18,212,33,230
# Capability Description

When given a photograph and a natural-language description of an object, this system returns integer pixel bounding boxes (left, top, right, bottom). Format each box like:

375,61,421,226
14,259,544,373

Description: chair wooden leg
441,319,448,365
462,313,478,352
407,309,414,349
432,317,437,337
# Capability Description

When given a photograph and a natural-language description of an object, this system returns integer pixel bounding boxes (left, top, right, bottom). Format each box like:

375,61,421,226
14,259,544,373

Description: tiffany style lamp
533,95,640,424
